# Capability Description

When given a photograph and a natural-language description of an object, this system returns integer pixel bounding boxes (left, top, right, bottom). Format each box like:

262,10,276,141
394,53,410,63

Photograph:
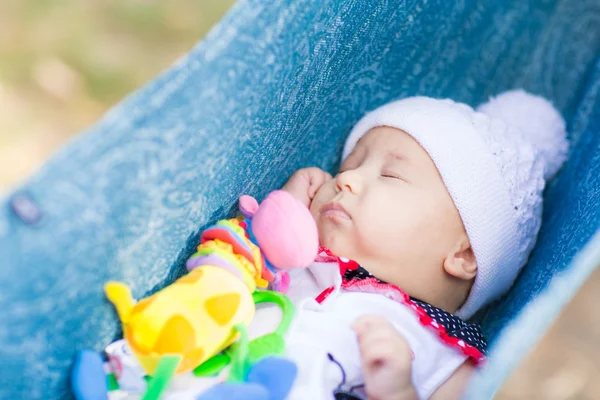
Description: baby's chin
317,222,354,258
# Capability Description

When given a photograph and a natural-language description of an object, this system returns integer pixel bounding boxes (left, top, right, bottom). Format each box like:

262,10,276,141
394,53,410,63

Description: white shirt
280,261,469,400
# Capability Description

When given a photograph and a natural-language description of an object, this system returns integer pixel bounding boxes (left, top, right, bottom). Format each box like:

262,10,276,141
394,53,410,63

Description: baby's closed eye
380,170,405,181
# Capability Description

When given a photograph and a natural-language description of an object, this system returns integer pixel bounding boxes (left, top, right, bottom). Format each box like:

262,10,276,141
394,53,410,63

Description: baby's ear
443,233,477,281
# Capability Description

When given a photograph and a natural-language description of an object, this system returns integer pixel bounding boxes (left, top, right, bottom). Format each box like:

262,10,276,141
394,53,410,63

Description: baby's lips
320,201,352,220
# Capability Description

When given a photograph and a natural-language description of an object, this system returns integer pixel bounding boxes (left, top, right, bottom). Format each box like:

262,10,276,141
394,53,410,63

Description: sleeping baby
277,90,569,399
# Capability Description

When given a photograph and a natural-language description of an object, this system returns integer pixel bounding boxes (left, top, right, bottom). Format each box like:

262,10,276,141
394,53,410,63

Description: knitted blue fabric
1,0,599,398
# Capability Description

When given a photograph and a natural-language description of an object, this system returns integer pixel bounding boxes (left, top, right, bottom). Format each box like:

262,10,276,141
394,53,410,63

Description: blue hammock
1,0,599,398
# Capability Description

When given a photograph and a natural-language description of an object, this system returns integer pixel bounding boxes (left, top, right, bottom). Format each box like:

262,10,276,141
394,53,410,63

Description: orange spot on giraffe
178,347,206,373
177,269,204,284
205,293,241,326
153,315,196,354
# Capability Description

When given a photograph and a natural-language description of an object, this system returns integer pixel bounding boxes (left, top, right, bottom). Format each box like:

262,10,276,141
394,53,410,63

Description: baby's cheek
309,198,321,219
310,184,334,215
359,212,413,256
354,223,385,254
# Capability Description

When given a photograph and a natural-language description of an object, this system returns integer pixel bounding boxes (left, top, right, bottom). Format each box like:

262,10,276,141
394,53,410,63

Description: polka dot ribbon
315,247,487,364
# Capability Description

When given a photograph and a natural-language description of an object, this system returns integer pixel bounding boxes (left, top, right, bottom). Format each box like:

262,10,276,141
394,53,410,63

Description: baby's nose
336,170,362,194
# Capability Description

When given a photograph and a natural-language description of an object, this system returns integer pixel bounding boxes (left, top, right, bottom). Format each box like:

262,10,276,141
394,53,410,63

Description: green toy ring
193,290,295,379
251,290,295,336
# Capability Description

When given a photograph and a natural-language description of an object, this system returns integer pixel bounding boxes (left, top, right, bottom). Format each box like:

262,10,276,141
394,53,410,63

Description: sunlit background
0,0,234,190
1,1,598,398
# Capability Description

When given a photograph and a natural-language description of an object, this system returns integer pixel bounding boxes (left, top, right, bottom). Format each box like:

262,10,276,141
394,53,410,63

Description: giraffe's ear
105,281,135,324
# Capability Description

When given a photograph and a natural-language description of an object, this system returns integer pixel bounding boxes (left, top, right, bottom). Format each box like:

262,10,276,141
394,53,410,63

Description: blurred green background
0,0,234,190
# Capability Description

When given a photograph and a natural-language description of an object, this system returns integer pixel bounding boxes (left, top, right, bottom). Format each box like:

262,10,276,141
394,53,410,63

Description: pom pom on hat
342,90,569,318
477,89,568,180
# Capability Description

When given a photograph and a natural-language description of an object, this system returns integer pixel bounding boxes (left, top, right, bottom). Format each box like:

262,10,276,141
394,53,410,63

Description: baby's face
310,127,467,291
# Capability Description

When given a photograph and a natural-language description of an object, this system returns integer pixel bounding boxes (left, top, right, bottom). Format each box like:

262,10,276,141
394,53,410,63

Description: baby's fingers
358,330,410,358
359,340,394,368
352,315,393,335
307,169,333,197
353,316,414,364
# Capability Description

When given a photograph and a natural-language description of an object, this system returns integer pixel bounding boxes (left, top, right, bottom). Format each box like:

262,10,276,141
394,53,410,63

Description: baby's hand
282,167,332,208
352,316,418,400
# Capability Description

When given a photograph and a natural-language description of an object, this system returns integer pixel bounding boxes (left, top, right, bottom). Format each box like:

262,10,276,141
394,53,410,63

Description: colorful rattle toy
185,190,317,293
103,190,318,398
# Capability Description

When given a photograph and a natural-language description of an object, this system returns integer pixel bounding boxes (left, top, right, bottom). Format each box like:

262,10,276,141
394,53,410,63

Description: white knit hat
342,90,569,319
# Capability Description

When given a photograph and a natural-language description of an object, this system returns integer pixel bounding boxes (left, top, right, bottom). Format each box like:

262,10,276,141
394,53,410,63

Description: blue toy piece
246,357,298,400
197,356,297,400
71,350,107,400
196,383,270,400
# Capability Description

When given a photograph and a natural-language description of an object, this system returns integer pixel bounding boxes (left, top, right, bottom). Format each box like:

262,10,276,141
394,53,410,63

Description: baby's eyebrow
386,151,407,162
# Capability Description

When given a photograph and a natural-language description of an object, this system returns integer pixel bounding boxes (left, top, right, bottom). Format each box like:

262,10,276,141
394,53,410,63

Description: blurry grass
0,0,234,189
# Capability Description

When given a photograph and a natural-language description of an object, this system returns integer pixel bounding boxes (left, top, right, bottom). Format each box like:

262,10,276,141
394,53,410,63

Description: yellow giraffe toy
104,190,318,394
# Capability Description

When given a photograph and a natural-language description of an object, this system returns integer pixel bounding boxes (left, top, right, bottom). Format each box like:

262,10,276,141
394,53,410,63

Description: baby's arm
429,360,475,399
353,315,474,400
282,167,332,207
